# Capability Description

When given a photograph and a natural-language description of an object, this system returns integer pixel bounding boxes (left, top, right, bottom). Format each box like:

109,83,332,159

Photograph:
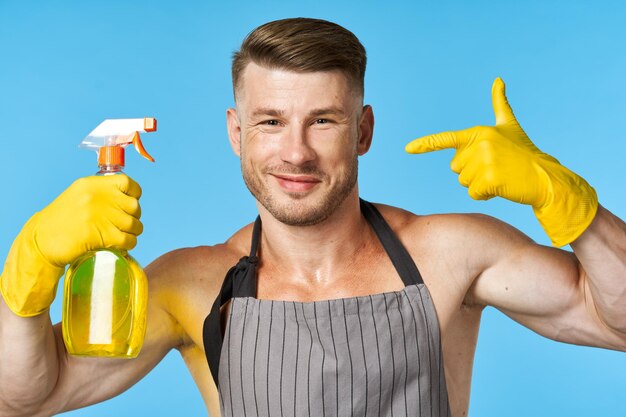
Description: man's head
227,18,374,226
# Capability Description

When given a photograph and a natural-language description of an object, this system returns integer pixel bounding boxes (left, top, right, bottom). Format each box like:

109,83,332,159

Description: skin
2,62,626,417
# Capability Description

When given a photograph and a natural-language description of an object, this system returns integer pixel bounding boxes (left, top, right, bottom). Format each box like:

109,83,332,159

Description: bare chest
256,255,407,302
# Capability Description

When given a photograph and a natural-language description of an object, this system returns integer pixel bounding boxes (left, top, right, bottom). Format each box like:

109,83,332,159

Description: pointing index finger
405,130,463,154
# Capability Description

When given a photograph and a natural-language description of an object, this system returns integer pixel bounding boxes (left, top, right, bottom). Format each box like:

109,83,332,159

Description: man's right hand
0,175,144,317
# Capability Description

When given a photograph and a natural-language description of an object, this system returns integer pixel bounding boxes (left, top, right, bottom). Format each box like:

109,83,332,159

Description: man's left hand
405,78,598,247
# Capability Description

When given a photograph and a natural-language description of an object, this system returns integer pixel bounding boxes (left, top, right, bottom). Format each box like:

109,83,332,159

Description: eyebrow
250,106,347,118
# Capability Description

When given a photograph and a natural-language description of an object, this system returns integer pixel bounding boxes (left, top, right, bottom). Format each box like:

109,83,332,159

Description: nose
279,125,316,166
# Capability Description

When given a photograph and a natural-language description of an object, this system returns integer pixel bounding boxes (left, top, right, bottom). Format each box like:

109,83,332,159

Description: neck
256,188,372,287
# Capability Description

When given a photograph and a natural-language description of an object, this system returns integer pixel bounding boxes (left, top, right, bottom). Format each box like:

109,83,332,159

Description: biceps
470,244,580,316
469,244,626,350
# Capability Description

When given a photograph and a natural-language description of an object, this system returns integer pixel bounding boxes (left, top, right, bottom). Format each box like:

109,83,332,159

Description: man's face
227,62,373,226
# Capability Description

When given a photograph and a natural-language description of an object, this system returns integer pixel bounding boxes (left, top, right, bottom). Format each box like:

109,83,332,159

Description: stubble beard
241,154,358,227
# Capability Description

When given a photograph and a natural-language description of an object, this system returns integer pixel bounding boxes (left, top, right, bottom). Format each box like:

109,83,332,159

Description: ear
226,108,242,157
357,105,374,156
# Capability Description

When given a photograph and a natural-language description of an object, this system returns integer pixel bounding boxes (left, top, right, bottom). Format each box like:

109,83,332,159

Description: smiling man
1,17,626,417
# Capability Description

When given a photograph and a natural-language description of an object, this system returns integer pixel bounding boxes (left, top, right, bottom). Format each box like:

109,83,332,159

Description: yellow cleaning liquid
62,249,148,358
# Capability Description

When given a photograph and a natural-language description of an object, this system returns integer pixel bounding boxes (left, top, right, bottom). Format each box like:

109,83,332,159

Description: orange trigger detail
132,132,155,162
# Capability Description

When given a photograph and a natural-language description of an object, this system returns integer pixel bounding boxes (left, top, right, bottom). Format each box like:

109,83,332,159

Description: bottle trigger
132,132,155,162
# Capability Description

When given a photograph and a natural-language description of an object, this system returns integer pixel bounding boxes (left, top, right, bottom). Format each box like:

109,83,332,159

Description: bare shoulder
372,203,536,308
373,202,530,246
144,222,256,347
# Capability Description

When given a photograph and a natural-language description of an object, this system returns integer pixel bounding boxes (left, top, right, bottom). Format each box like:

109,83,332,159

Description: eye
263,120,280,126
315,118,329,124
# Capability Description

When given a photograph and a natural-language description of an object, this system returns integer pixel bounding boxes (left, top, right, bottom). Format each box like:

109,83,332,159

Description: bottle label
88,251,117,344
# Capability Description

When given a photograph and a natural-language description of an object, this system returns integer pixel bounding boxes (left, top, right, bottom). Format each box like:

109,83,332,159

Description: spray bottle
62,118,157,358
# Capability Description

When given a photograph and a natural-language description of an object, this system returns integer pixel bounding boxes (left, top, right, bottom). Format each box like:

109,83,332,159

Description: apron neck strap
233,216,262,298
359,199,424,286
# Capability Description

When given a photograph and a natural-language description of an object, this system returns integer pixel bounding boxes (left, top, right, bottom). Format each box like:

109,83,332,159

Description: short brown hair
232,17,367,100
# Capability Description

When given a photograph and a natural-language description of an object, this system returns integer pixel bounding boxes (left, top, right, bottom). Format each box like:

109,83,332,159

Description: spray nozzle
80,118,157,168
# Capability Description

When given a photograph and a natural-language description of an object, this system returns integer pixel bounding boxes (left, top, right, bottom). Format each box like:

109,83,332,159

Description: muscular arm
570,205,626,333
0,251,187,416
465,208,626,351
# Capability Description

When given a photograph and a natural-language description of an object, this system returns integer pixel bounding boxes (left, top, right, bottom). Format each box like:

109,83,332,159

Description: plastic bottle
62,118,157,358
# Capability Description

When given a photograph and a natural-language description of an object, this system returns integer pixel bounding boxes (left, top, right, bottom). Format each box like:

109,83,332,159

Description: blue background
1,1,625,415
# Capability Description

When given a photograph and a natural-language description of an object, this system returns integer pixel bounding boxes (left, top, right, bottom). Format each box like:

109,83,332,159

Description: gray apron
203,200,450,416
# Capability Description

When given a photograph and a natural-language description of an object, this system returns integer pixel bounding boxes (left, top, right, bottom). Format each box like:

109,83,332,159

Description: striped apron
203,200,450,416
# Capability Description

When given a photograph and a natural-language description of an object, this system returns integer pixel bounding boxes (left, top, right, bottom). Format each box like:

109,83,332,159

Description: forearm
0,296,60,415
571,204,626,333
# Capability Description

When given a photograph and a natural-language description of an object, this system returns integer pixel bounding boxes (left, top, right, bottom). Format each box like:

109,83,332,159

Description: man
1,17,625,417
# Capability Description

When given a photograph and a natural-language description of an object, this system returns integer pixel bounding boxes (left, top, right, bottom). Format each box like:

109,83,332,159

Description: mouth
271,173,321,193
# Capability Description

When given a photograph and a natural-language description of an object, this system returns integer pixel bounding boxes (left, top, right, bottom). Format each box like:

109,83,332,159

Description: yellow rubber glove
405,78,598,247
1,175,143,317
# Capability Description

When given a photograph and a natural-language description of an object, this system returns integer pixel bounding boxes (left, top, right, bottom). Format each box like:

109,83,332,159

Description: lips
272,173,321,192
